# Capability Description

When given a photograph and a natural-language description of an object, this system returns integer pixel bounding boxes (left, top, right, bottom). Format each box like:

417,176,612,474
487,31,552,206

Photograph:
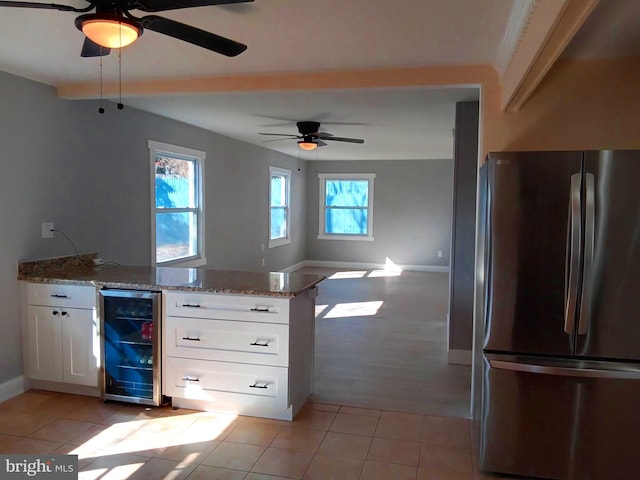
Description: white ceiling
125,86,480,161
0,0,638,161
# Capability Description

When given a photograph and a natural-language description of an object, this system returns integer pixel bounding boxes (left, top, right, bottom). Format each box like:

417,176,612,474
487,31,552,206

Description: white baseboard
281,261,307,273
291,260,449,273
448,349,472,365
0,376,25,403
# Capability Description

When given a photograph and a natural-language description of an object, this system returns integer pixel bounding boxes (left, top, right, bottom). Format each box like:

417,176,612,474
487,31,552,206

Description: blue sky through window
325,179,369,235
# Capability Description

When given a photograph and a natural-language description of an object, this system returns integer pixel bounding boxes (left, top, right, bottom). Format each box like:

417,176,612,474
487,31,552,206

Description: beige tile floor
0,390,519,479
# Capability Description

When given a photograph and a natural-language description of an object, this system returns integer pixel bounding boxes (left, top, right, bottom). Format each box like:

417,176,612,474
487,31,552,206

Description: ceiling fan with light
259,121,365,151
0,0,252,57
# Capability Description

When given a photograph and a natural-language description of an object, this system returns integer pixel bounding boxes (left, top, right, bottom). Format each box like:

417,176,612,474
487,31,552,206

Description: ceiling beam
56,65,498,100
500,0,599,112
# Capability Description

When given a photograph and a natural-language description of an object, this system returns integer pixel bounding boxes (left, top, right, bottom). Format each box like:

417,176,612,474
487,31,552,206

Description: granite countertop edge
17,275,310,297
17,255,325,298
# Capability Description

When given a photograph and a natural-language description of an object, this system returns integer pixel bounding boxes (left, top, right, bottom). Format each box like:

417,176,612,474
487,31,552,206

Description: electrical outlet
41,222,54,239
437,250,443,258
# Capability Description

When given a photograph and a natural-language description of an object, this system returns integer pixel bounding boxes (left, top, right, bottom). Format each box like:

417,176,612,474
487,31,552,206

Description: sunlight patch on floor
71,412,236,459
81,462,144,480
326,258,403,280
324,301,384,318
328,270,368,280
367,269,402,277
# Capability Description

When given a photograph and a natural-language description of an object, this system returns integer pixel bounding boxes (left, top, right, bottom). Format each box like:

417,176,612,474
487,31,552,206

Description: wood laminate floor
298,267,472,419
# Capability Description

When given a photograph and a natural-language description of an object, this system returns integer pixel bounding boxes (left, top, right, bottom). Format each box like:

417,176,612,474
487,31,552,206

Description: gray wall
305,160,453,267
448,101,480,352
0,70,306,384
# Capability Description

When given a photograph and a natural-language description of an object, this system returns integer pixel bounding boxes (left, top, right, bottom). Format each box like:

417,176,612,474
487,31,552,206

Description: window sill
317,235,374,242
269,238,291,249
157,257,207,268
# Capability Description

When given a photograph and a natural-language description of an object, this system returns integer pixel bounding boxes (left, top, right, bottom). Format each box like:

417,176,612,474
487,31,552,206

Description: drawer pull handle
182,376,199,382
182,303,201,308
52,310,59,316
51,294,68,298
249,382,269,389
250,307,270,312
182,336,201,341
61,311,68,316
250,340,271,347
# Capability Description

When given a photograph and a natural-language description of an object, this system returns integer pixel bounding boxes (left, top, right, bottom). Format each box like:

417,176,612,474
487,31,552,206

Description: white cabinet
26,284,100,388
163,289,316,420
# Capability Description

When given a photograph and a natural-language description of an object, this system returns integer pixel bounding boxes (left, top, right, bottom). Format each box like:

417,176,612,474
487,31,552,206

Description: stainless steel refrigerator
478,150,640,480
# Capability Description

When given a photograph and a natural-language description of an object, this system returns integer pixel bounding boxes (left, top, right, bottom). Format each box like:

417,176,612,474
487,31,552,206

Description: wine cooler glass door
100,290,161,406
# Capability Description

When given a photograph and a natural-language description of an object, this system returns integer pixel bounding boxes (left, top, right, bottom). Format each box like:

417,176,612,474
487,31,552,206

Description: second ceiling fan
259,121,365,151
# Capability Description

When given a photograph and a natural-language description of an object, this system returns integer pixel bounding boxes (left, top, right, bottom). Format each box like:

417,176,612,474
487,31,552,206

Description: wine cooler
99,289,161,406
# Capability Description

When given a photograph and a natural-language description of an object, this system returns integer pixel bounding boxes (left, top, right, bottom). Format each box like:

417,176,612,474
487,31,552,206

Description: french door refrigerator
479,150,640,480
100,289,162,406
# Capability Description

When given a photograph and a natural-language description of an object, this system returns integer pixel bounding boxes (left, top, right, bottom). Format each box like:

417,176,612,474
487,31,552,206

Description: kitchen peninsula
18,254,325,420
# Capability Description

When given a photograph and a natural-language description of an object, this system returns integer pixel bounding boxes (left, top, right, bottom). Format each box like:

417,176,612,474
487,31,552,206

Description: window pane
271,175,286,207
325,180,369,207
325,208,368,235
156,212,197,263
271,207,287,239
155,157,195,209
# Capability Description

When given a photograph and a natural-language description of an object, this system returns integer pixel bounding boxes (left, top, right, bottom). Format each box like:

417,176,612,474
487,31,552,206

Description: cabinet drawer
28,283,96,309
166,317,289,367
165,291,289,324
165,357,288,410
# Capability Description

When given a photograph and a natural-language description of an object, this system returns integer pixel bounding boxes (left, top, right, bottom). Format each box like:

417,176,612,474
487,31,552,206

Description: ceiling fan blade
262,138,294,143
135,0,252,13
81,37,111,57
313,121,370,126
258,133,298,137
322,136,365,144
0,0,85,11
140,15,247,56
316,139,328,147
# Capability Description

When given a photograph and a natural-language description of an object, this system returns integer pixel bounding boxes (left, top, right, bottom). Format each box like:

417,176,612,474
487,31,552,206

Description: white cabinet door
62,308,100,387
27,306,63,382
27,305,99,387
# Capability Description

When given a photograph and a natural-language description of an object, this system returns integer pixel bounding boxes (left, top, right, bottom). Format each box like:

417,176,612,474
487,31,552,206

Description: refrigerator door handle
490,360,640,380
577,173,595,335
564,173,582,334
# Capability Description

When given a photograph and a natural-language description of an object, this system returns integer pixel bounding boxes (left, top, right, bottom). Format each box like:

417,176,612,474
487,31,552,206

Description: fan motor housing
297,121,320,136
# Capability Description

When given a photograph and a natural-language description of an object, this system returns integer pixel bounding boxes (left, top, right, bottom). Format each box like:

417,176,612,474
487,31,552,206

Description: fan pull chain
98,49,105,114
118,21,124,110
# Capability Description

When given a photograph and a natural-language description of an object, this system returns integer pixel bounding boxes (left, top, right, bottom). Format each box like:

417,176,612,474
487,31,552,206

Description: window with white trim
149,140,206,267
318,173,375,241
269,166,291,248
